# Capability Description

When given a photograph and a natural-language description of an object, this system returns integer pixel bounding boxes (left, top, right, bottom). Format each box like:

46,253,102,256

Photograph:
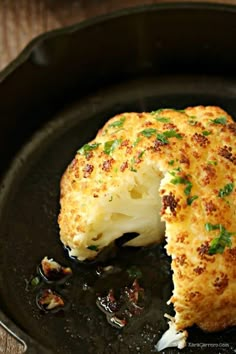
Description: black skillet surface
0,3,236,354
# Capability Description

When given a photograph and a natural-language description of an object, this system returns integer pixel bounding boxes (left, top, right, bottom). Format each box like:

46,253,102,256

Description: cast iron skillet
0,2,236,354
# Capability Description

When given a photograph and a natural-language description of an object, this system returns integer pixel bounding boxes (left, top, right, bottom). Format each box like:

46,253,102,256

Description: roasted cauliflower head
58,106,236,334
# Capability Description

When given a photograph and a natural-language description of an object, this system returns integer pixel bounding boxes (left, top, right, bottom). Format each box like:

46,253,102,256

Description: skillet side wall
0,5,236,177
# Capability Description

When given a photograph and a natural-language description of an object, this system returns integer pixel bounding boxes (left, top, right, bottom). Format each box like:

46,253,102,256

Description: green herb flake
174,109,185,113
155,117,170,123
138,150,146,159
127,266,142,279
130,167,137,173
133,137,142,147
202,130,211,136
187,195,198,205
205,223,235,254
78,143,100,156
156,133,169,144
162,130,182,139
104,139,121,155
150,109,164,115
205,223,221,232
210,116,227,125
207,160,217,166
140,128,157,138
170,176,192,195
87,245,99,251
218,183,234,198
168,160,175,166
30,276,41,287
188,120,197,126
184,183,193,196
108,116,126,128
130,157,138,172
151,108,185,115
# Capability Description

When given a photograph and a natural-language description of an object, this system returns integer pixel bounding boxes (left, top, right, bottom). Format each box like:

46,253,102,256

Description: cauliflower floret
155,315,188,351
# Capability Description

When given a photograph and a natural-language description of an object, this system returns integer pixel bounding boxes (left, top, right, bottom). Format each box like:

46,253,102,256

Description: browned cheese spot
153,139,167,152
161,192,179,216
176,232,188,243
213,273,229,295
204,200,217,215
85,151,94,160
120,161,128,172
83,164,94,178
144,121,153,126
175,254,187,266
225,247,236,262
219,145,236,165
191,133,210,148
163,123,177,130
121,140,129,147
102,158,115,172
228,123,236,135
193,266,206,275
197,242,210,258
179,151,190,166
202,165,216,185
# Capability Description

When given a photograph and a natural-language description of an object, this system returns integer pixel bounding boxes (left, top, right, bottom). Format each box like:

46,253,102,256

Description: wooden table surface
0,0,235,353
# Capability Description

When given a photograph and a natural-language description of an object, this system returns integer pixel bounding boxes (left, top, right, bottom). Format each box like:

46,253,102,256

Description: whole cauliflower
58,106,236,336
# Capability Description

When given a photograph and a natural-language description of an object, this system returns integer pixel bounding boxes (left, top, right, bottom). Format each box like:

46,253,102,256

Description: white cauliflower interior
69,163,165,260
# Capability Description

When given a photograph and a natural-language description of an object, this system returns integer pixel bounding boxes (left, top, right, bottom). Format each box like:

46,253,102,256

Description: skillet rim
0,1,236,353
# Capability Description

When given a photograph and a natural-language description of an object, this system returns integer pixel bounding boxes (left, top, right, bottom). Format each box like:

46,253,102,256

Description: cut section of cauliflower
58,106,236,334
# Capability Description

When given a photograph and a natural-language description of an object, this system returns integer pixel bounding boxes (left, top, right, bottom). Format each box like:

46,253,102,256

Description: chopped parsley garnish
130,157,137,172
218,183,234,198
108,116,126,128
184,183,193,196
187,195,198,205
188,120,197,126
78,143,100,156
138,150,146,159
168,160,175,166
150,109,164,115
210,116,227,125
207,160,217,166
169,167,182,176
170,176,192,195
133,137,142,146
87,245,99,251
104,139,121,155
156,130,182,144
205,223,235,254
30,276,41,287
140,128,157,138
156,133,169,144
202,130,211,136
173,109,185,113
140,129,182,144
155,117,170,123
205,223,220,231
162,130,182,139
151,108,185,114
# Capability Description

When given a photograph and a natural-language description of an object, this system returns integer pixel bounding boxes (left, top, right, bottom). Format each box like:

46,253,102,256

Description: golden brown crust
58,106,236,332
